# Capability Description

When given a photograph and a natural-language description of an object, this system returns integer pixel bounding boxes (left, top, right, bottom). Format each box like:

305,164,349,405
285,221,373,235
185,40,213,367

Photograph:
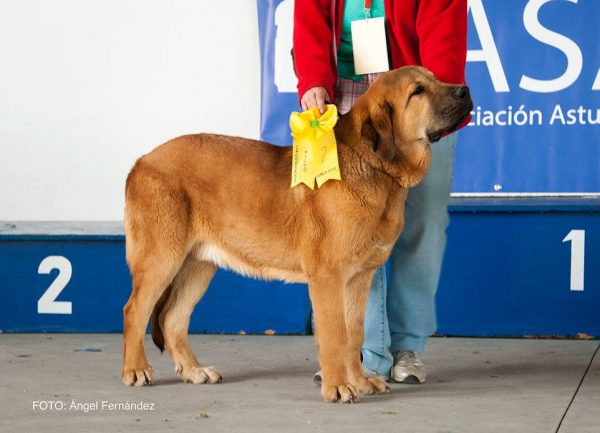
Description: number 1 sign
563,230,585,292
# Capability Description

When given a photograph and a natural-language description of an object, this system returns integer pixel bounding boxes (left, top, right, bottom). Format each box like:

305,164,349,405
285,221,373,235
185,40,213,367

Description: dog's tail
150,284,172,353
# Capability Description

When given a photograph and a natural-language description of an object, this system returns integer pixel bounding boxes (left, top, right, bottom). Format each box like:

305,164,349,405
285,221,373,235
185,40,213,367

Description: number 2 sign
37,256,72,314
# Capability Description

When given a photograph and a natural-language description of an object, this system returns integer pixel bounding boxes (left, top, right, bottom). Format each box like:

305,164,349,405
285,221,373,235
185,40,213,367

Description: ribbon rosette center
290,105,338,142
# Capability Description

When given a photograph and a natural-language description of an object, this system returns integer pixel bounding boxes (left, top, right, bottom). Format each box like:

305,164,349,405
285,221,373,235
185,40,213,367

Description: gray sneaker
391,350,426,384
313,364,390,386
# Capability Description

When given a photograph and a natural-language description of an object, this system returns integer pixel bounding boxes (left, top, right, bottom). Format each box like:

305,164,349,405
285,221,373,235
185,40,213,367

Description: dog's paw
354,376,390,395
321,383,360,403
122,365,155,386
177,365,222,384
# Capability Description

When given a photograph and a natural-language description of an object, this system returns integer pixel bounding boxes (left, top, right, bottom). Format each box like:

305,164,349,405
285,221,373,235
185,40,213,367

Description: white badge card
351,17,390,75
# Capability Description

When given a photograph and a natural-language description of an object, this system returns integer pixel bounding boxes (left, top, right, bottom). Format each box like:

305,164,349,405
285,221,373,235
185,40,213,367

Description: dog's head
355,66,473,167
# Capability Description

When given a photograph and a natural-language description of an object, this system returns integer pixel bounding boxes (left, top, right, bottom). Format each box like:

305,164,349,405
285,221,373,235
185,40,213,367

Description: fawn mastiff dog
122,66,472,403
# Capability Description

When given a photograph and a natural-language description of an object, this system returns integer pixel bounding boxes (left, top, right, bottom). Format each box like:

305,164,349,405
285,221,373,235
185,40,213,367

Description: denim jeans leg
387,133,457,355
361,266,393,376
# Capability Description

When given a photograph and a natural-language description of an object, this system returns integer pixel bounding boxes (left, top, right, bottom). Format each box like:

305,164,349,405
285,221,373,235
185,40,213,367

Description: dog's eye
412,86,425,96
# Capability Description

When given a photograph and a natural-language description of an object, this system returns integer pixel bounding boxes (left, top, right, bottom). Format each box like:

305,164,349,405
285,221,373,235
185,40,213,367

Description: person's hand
300,87,329,114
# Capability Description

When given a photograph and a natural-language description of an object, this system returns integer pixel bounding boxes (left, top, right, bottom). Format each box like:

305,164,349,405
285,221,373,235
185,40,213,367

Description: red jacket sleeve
416,0,468,86
292,0,338,105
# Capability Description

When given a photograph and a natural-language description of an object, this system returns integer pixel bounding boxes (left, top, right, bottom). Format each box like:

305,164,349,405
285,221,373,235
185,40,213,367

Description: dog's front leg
344,270,390,396
308,272,359,403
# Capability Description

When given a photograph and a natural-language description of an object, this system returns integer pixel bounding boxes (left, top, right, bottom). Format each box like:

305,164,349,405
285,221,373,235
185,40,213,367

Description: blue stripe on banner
257,0,297,146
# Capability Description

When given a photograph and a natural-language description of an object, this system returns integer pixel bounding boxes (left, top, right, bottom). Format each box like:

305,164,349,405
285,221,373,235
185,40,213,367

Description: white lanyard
365,0,372,20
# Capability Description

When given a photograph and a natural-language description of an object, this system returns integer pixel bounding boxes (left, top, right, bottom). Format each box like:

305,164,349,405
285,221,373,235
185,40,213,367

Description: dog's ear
364,102,396,162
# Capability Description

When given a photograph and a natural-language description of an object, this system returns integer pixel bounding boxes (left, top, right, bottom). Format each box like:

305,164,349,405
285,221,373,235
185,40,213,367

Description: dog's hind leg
344,270,390,396
122,168,192,387
122,260,184,386
160,256,222,384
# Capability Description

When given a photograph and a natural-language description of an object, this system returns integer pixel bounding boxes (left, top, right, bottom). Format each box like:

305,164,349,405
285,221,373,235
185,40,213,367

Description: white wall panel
0,0,260,220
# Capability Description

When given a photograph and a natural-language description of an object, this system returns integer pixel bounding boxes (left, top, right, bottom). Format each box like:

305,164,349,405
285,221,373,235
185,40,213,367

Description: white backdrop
0,0,261,220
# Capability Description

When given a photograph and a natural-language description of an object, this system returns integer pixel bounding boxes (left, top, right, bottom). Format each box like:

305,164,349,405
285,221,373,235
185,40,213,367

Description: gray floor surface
1,334,598,432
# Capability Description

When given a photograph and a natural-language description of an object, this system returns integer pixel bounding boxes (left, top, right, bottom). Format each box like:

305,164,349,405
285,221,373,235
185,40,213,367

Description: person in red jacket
293,0,469,385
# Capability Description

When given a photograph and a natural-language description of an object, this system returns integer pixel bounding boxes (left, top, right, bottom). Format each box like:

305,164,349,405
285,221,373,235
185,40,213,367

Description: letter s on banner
520,0,583,92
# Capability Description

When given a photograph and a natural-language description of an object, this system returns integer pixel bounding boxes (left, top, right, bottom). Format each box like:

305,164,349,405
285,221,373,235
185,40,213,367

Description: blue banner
257,0,600,194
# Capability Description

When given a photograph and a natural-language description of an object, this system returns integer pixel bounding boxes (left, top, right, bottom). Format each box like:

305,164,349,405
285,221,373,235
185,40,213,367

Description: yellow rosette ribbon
290,104,341,189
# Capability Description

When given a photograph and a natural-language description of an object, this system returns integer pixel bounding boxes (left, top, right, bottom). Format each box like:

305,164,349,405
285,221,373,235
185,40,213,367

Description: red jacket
293,0,469,108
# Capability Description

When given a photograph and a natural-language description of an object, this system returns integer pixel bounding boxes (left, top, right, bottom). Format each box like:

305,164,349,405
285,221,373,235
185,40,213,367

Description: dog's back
124,134,308,282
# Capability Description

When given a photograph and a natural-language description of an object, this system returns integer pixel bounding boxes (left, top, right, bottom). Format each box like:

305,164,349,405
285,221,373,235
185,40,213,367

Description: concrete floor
1,334,598,433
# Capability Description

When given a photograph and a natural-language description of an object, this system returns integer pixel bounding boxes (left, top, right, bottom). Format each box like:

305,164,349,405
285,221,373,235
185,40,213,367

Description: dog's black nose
453,86,470,100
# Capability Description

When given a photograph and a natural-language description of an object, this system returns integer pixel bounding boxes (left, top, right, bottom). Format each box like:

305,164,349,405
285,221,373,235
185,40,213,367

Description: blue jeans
361,133,458,376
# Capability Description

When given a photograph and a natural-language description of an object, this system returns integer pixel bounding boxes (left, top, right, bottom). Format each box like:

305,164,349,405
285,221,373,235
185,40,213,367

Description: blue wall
2,198,598,337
